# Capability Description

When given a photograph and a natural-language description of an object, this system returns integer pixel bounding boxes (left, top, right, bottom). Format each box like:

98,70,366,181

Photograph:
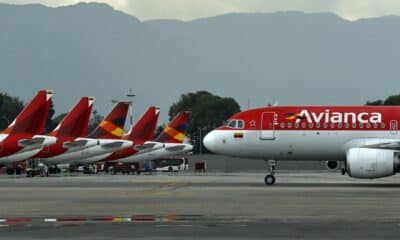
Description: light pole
126,88,136,127
199,127,202,155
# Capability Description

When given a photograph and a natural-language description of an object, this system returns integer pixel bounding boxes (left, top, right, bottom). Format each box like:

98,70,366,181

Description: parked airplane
110,111,193,163
34,96,97,159
41,102,133,165
203,106,400,185
88,106,160,163
0,90,56,164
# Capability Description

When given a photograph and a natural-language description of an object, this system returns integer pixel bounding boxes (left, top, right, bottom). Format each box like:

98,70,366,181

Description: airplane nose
203,131,216,152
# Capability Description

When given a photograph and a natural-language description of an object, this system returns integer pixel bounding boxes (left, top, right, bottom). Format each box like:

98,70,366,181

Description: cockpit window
237,120,244,129
228,121,237,128
223,119,244,129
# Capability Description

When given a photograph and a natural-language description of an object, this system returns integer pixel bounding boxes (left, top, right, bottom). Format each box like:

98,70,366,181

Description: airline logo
99,120,124,137
286,110,382,124
163,127,185,142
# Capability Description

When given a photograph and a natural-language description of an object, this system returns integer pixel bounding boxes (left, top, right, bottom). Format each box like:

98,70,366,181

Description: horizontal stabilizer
165,145,186,152
63,139,89,149
18,138,45,148
101,141,124,149
135,142,157,151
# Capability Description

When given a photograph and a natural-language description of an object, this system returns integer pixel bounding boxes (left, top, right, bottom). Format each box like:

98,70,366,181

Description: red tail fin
49,97,95,138
2,90,53,135
126,106,160,142
88,102,129,139
154,111,190,143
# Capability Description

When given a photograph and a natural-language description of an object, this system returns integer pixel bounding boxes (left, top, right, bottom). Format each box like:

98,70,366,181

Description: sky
1,0,400,21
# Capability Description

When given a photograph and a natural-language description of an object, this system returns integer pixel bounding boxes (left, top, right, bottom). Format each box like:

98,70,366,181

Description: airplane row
0,90,193,169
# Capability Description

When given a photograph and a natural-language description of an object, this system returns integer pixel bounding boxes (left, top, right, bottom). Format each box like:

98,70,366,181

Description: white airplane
0,90,56,164
41,102,132,166
204,106,400,185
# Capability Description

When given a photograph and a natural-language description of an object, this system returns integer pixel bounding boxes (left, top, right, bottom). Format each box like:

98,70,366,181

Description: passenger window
280,122,285,128
323,123,328,128
301,122,306,128
366,123,371,128
287,123,292,128
309,123,313,128
330,123,335,128
352,123,356,128
359,123,363,128
316,123,320,128
373,123,378,128
295,123,299,128
338,123,342,129
381,123,386,128
345,123,350,129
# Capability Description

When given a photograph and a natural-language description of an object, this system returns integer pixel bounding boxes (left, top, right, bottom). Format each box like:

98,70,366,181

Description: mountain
1,3,400,123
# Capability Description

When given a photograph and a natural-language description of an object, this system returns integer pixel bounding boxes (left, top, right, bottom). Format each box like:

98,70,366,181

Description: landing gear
264,174,275,185
264,160,276,185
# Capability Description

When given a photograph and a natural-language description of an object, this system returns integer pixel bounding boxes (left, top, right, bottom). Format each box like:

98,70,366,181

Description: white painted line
44,218,57,222
0,219,6,223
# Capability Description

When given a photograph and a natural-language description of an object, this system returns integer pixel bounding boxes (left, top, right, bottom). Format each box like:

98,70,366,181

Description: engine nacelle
326,160,340,170
346,148,400,179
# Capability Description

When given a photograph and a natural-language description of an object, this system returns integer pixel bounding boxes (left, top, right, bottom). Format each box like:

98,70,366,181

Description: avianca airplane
86,106,160,163
34,96,97,160
0,90,57,164
41,102,133,165
203,106,400,185
110,111,193,163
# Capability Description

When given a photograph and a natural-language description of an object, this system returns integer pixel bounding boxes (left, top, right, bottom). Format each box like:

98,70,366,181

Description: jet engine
346,148,400,179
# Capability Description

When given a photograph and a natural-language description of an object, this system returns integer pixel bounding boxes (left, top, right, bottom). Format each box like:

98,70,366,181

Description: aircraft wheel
264,174,275,185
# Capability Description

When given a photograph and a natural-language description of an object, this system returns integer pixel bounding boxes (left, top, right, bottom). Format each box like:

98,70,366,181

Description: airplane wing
360,141,400,150
165,145,186,152
63,139,90,149
18,138,45,148
347,138,400,150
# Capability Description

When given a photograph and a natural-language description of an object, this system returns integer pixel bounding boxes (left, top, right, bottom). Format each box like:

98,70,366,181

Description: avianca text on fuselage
292,109,382,124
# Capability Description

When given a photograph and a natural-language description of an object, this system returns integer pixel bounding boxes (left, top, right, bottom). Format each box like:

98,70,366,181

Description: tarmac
1,171,400,239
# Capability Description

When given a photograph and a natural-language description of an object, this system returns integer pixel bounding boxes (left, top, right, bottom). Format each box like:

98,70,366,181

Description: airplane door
260,112,276,140
390,120,398,135
0,141,2,153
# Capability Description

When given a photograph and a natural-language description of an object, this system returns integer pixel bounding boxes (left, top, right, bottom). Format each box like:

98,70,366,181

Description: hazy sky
1,0,400,21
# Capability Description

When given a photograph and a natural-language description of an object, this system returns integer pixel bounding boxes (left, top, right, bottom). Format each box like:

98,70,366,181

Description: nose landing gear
264,160,276,185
